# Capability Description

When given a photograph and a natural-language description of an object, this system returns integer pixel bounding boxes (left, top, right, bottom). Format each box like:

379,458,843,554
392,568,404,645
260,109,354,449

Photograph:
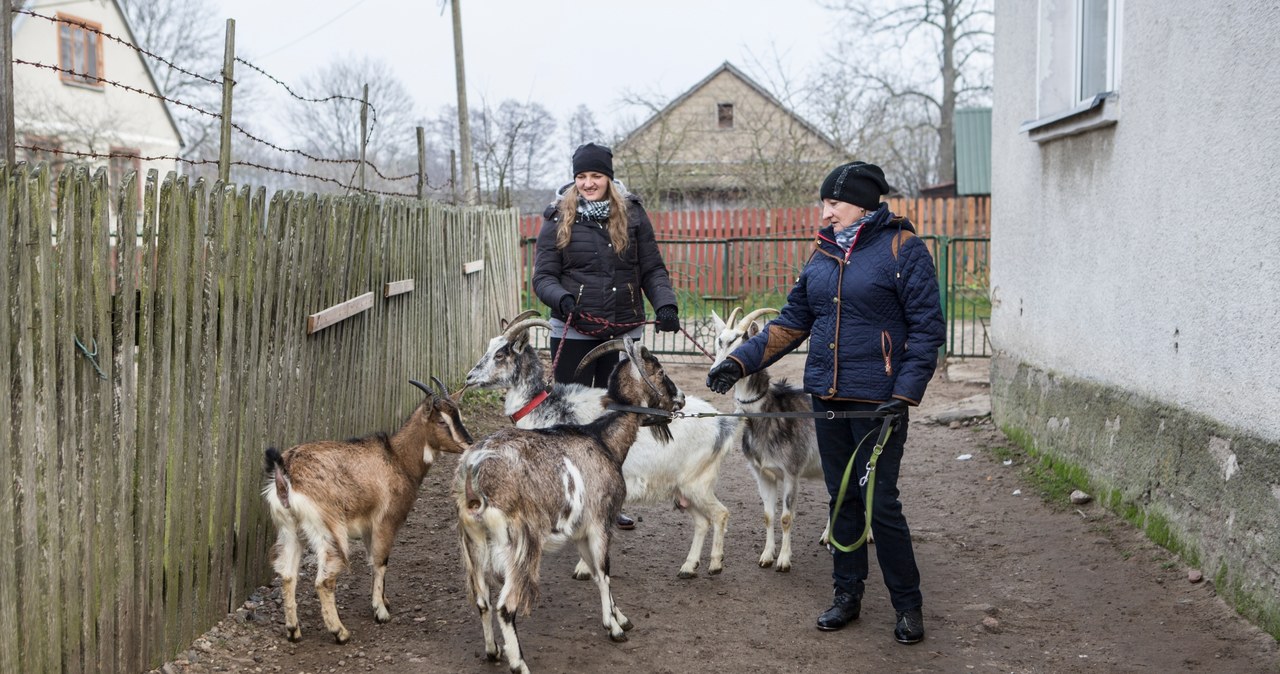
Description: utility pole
448,0,476,204
416,126,426,199
2,0,16,165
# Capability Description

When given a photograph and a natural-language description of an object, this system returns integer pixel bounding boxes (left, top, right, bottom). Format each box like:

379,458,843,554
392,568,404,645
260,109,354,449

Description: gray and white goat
456,338,684,674
462,313,737,578
711,307,830,572
263,377,472,643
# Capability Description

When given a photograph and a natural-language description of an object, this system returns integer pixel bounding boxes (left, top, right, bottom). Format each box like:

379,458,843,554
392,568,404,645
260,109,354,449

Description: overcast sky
213,0,843,139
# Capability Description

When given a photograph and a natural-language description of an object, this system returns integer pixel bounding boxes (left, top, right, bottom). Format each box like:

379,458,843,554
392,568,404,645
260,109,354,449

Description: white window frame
1023,0,1122,142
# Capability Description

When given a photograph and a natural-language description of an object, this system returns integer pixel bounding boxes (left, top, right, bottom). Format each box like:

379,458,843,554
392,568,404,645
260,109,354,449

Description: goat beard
646,423,674,444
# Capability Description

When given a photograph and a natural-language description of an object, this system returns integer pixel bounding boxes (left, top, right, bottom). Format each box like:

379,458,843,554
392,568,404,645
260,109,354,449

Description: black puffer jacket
532,187,677,338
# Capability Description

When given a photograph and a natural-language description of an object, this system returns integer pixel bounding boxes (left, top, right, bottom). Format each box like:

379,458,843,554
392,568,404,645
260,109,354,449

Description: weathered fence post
416,126,426,199
1,2,14,165
218,19,236,183
359,84,368,193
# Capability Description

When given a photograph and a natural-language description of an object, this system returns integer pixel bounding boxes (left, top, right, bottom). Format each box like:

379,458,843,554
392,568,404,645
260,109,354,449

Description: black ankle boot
894,608,925,644
816,591,861,631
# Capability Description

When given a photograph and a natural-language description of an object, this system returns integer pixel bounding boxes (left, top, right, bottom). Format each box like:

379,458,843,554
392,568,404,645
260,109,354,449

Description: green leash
827,414,898,553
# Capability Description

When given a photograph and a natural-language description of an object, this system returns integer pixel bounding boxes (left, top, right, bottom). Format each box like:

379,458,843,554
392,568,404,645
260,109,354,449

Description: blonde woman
533,142,680,388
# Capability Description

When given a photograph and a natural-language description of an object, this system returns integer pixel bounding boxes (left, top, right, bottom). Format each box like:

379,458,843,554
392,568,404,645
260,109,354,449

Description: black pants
548,337,616,388
812,396,922,611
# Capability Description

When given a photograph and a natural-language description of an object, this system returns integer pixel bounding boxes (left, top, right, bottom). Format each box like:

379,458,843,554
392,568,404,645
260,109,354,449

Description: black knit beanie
572,142,614,179
820,161,891,211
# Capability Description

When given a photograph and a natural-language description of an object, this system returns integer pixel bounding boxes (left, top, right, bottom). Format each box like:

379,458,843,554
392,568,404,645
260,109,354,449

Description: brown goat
263,377,473,644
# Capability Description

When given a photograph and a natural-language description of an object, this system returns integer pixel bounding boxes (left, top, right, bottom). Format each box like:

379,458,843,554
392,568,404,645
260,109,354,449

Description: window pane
1080,0,1110,100
717,103,734,129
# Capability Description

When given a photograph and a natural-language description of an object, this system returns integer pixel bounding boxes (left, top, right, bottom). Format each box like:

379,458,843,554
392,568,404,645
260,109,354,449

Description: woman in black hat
706,161,945,644
532,142,681,530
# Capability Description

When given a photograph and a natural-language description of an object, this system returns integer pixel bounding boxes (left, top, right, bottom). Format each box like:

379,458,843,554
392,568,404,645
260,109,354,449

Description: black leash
604,405,899,421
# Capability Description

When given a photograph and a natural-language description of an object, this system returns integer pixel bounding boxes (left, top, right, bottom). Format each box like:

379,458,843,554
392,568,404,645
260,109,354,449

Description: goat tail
264,447,291,509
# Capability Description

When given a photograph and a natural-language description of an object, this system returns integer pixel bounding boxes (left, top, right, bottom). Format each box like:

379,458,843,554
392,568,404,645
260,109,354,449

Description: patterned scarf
834,203,887,250
577,198,611,222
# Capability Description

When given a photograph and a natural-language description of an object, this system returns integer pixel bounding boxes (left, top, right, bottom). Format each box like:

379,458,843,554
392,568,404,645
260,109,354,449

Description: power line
255,0,373,60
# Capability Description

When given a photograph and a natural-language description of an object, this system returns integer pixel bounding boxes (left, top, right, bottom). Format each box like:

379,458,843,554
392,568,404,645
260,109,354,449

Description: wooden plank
62,168,91,674
113,169,141,669
306,291,375,335
191,181,219,630
462,258,484,274
384,278,414,297
29,165,61,672
89,168,119,673
132,170,160,665
0,163,21,674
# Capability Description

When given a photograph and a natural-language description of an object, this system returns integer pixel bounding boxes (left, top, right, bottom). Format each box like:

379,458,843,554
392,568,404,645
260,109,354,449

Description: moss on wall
991,353,1280,641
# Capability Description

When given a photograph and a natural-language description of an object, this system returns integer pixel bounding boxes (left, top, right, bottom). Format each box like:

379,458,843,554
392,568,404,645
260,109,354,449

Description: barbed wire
14,59,222,120
234,56,378,124
10,9,441,196
14,8,223,87
12,145,440,198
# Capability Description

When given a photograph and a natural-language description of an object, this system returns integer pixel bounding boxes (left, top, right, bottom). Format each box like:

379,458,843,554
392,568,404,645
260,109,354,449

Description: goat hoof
677,570,697,579
609,631,629,643
285,626,302,643
485,650,500,662
333,628,350,644
709,566,723,576
572,571,593,581
776,564,791,573
758,559,774,569
620,618,634,631
374,606,391,624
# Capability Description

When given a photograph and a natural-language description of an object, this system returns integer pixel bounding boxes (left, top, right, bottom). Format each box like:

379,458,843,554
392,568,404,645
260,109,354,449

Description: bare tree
822,0,993,185
565,103,602,159
118,0,228,160
613,90,697,209
469,99,556,206
284,56,420,194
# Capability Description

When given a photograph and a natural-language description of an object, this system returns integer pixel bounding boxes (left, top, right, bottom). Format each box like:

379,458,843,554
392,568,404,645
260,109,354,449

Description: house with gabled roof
615,61,845,209
11,0,184,187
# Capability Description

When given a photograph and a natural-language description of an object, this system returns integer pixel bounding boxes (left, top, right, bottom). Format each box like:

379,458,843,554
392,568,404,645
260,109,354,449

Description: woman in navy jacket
707,161,944,644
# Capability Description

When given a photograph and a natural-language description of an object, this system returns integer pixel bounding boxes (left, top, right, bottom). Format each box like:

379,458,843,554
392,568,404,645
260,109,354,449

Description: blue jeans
812,396,922,611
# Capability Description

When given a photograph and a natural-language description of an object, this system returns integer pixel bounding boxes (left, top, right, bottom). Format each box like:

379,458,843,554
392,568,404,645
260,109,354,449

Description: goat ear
709,310,725,333
747,321,762,337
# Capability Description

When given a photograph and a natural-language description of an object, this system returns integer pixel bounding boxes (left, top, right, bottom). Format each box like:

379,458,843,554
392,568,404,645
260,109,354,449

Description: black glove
559,295,577,317
706,359,744,394
655,305,680,333
876,398,909,425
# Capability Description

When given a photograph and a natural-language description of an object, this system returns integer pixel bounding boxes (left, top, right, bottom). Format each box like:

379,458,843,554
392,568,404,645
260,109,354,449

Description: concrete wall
991,0,1280,636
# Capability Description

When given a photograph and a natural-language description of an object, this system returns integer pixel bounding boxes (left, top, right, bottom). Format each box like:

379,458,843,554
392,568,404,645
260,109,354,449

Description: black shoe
894,608,925,644
816,591,861,631
616,513,636,530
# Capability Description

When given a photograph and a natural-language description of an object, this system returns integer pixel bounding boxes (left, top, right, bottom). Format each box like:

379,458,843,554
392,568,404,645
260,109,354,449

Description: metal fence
519,234,990,364
0,162,520,673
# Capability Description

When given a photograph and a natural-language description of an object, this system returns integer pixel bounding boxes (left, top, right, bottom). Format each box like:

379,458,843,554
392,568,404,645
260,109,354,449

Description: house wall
12,0,182,178
992,0,1280,636
617,68,843,204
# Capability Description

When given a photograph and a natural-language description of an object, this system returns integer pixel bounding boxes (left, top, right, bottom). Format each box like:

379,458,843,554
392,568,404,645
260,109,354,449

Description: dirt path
155,356,1280,674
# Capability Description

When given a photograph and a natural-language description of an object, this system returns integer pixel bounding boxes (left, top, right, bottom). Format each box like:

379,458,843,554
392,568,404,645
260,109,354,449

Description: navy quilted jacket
727,209,945,404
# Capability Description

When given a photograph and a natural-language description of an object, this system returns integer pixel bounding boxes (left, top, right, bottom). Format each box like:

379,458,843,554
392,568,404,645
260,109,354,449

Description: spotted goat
462,311,737,579
456,338,685,673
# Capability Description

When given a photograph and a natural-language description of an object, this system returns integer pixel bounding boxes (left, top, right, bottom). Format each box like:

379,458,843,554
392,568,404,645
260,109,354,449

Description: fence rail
0,161,519,673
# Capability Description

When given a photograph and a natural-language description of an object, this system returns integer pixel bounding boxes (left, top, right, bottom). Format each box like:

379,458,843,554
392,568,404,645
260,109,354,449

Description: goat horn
736,307,780,332
502,318,553,342
575,339,628,379
502,309,542,329
408,379,431,396
725,306,742,328
430,375,450,399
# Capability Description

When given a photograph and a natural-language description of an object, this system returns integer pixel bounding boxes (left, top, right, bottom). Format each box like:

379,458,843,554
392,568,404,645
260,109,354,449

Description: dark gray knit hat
572,142,614,179
820,161,891,211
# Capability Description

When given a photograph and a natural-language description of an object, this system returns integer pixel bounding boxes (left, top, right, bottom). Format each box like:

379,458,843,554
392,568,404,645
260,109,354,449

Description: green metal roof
955,107,991,195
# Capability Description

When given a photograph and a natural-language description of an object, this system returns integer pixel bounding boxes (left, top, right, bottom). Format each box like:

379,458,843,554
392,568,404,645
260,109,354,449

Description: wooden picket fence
0,162,520,673
517,196,990,240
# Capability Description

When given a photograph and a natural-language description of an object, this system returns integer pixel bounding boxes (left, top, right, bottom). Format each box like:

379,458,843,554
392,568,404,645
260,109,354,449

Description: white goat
462,314,737,579
456,338,685,673
263,377,472,643
711,308,832,572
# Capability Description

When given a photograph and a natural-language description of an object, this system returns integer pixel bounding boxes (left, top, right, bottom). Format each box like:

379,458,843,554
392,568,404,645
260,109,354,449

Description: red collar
510,389,549,424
